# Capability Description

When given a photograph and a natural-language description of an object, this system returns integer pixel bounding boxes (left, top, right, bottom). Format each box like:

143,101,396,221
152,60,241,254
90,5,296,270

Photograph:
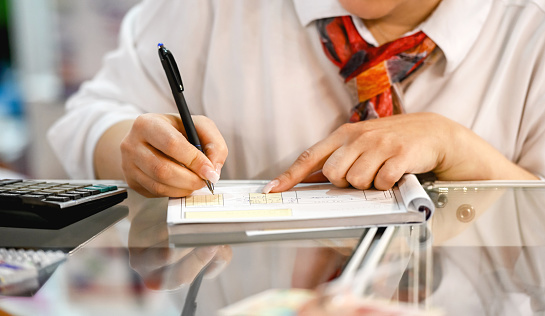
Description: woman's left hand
265,112,537,193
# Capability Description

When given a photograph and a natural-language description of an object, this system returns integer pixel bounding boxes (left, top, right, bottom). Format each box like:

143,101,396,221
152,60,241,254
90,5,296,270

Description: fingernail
263,179,279,194
215,163,223,177
204,167,220,184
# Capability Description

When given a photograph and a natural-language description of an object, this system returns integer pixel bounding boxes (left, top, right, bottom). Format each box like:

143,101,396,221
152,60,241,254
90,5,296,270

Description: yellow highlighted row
185,208,292,219
249,193,283,204
185,194,223,207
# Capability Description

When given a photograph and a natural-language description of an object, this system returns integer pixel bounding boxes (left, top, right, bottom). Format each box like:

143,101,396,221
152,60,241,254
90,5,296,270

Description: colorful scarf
317,16,436,121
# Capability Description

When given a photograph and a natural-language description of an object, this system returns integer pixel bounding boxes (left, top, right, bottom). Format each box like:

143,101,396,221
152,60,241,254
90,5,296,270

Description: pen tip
157,43,164,48
206,180,214,195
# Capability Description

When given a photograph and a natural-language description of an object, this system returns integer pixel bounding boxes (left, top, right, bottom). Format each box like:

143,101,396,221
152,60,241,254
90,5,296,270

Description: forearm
93,120,134,180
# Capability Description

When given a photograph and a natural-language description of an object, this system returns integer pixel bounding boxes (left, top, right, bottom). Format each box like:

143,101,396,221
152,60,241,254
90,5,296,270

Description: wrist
434,119,537,181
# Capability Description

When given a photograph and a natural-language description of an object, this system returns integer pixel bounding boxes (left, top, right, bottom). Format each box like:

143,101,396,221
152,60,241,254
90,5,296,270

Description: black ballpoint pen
158,43,214,194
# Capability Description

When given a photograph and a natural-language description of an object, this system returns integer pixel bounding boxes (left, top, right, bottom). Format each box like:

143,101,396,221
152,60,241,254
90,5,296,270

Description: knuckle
337,123,353,134
186,150,203,169
295,149,314,165
322,160,338,179
120,138,133,154
163,135,179,154
376,166,402,190
346,172,372,190
149,181,168,197
203,143,215,152
379,168,400,186
132,116,145,129
152,162,171,180
119,140,129,153
133,114,153,128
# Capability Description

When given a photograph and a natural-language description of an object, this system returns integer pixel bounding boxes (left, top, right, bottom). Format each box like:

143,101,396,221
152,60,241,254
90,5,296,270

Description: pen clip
158,44,184,92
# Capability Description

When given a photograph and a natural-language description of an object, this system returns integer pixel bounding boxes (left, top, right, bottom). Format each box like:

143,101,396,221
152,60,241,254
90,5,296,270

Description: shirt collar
293,0,493,74
421,0,493,74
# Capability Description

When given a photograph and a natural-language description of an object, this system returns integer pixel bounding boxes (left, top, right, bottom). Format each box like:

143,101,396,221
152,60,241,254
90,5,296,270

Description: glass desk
1,182,545,315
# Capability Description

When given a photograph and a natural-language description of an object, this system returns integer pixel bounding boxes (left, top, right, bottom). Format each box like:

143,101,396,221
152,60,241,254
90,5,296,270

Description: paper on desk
167,174,434,225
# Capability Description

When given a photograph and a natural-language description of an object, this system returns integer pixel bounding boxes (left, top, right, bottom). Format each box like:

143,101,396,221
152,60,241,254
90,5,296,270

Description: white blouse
48,0,545,180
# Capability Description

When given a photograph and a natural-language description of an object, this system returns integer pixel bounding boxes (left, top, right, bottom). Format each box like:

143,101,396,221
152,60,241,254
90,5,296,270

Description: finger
373,157,408,190
264,138,343,193
301,170,329,183
203,245,232,279
344,150,392,189
193,116,228,173
136,115,220,184
155,246,219,290
133,143,206,190
322,146,363,188
130,247,195,275
129,164,201,197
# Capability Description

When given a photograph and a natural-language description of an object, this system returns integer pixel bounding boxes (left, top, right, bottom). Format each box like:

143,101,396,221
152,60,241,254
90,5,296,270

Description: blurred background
0,0,139,179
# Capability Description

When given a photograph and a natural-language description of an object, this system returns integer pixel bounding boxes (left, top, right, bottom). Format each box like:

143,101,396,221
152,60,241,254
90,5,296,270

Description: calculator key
30,191,54,197
57,193,83,200
10,190,33,195
20,194,48,202
0,193,21,201
1,186,23,190
0,179,23,186
45,196,71,202
72,184,93,189
84,186,110,193
93,184,118,192
67,190,90,197
40,189,69,194
85,185,106,192
60,184,92,190
32,184,63,189
19,181,45,187
77,188,100,195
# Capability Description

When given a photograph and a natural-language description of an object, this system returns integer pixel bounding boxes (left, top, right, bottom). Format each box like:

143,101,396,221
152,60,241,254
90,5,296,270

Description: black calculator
0,179,128,229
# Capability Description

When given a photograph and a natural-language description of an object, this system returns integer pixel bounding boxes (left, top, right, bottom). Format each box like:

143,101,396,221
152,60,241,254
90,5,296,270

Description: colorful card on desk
218,288,315,316
218,288,444,316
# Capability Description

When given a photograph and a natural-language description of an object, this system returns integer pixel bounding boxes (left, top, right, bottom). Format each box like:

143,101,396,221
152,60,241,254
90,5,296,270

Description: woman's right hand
120,113,228,197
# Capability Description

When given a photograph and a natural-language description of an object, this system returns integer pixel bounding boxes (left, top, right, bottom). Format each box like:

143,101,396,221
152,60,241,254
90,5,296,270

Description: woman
49,0,543,197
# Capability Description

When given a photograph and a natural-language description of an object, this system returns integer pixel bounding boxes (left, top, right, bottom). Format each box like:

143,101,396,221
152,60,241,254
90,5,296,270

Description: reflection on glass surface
297,186,545,315
127,192,232,291
358,186,545,315
2,185,545,315
0,205,128,297
124,190,361,315
427,187,545,315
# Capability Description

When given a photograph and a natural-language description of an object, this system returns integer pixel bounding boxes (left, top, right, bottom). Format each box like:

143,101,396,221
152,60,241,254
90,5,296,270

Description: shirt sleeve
516,91,545,180
47,0,213,179
514,45,545,180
